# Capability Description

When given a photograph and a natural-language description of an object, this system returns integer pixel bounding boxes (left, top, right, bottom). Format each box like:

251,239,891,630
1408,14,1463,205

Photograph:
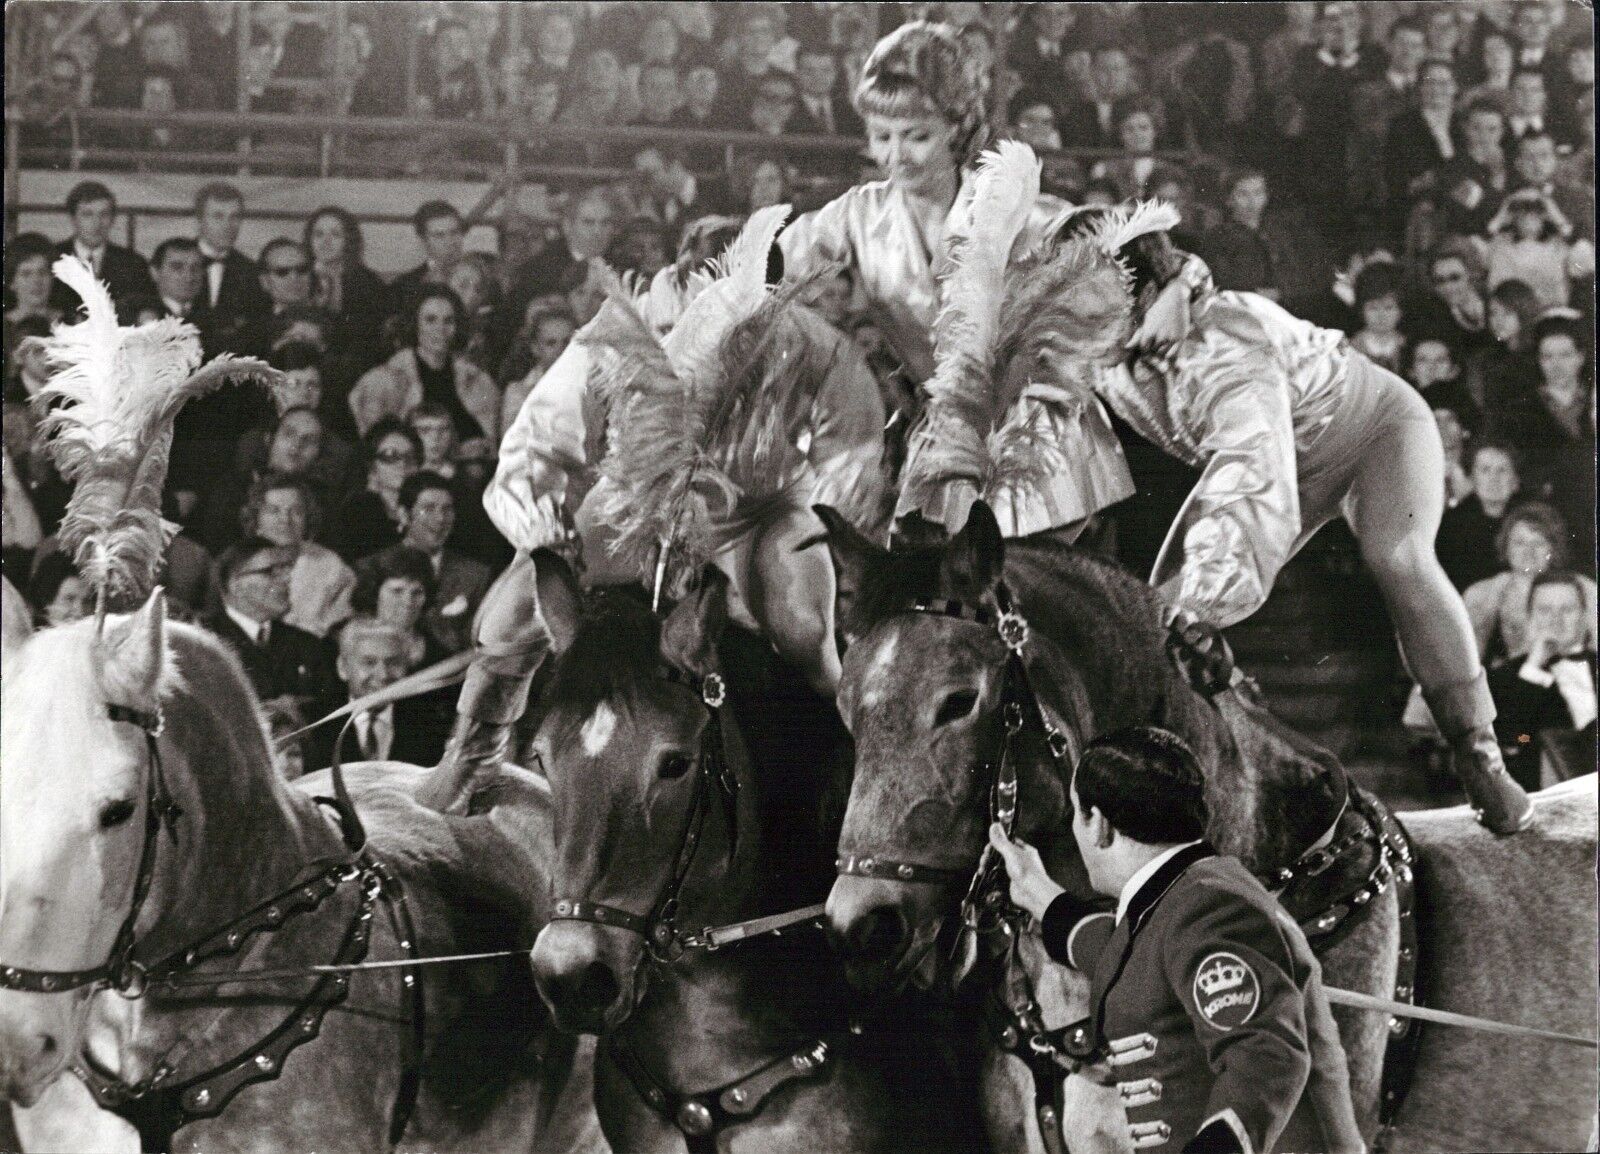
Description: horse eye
657,754,693,781
933,690,980,728
99,799,137,829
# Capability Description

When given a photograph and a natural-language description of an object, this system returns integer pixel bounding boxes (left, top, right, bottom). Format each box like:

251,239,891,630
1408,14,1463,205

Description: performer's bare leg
1346,408,1533,833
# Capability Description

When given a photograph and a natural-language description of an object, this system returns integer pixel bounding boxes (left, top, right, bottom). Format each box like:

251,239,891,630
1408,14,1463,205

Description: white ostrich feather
1077,199,1182,259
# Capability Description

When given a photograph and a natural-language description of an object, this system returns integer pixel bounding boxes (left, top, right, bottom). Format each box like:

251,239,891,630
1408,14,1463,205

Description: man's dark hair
1515,128,1556,154
151,236,200,269
65,180,115,215
1464,434,1522,474
194,181,244,214
268,339,324,373
217,536,283,587
259,237,307,268
413,200,462,237
1073,726,1209,844
1527,570,1587,610
398,469,454,513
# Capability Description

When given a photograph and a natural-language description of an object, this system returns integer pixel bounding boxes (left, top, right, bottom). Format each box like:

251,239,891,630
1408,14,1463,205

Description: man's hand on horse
988,823,1065,922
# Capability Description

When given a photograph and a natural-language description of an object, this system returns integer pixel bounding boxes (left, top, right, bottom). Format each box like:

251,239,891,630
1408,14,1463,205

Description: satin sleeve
779,188,859,281
1150,334,1302,629
483,339,593,553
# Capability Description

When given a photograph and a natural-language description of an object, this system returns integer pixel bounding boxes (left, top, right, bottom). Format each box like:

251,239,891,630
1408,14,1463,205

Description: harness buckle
113,960,149,999
700,673,727,709
996,611,1030,653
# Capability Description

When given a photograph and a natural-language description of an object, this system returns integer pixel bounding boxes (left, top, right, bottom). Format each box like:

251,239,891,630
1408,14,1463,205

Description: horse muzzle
530,921,641,1035
0,998,67,1106
825,874,945,992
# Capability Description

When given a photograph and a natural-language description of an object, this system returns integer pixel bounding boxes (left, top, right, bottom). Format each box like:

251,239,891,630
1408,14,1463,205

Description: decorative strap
549,898,651,936
835,853,971,886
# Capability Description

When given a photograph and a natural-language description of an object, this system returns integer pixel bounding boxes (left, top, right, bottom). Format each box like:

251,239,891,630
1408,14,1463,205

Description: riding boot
1424,671,1533,835
417,553,554,813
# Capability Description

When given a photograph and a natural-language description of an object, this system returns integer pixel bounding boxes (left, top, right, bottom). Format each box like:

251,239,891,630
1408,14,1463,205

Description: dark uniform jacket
1042,844,1363,1154
202,610,339,712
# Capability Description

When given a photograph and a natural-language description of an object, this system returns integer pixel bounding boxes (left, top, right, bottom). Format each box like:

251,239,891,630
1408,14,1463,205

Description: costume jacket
778,176,1136,536
1042,844,1364,1154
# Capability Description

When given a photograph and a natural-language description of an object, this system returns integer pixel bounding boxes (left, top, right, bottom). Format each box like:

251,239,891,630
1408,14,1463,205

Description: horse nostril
573,961,620,1012
848,905,909,960
37,1033,56,1057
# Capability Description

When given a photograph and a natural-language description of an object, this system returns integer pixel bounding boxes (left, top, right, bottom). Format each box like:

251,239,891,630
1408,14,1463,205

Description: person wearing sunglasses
220,237,319,360
330,417,423,564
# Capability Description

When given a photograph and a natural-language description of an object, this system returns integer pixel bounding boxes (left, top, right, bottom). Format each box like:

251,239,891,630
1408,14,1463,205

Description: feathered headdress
898,143,1141,534
578,205,843,598
39,257,284,615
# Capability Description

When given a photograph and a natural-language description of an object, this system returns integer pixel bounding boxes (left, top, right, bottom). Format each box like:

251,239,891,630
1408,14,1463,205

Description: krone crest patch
1193,951,1259,1030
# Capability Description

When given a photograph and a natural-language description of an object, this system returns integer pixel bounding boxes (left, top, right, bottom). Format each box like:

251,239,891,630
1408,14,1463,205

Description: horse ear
661,568,729,679
947,501,1005,595
813,504,883,616
96,587,168,706
1,574,33,669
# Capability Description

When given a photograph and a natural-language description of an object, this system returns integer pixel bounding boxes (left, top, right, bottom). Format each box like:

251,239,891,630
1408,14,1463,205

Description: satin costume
778,178,1136,538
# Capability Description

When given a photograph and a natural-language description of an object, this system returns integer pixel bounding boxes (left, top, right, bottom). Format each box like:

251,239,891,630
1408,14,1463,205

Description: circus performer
426,209,884,807
1057,212,1534,834
776,20,1194,541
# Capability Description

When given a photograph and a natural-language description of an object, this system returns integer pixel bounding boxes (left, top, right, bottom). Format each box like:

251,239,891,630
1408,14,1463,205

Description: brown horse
0,593,601,1153
815,502,1596,1153
528,577,992,1152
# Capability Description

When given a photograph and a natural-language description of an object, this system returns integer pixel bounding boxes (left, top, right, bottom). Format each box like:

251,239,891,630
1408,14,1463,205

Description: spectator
1292,1,1379,222
1417,240,1491,352
508,186,617,316
1512,132,1595,242
1460,29,1517,113
446,253,502,373
1008,3,1077,92
1511,1,1560,77
1090,96,1174,201
194,402,333,552
408,402,463,481
1485,188,1591,308
1259,2,1320,97
1008,91,1064,153
1522,316,1596,561
252,343,357,482
2,446,43,567
4,234,62,363
1384,60,1458,210
262,696,307,779
1506,68,1550,140
627,150,700,232
1476,277,1543,415
331,417,421,563
724,10,792,102
1408,335,1480,430
88,2,141,109
357,472,490,658
558,47,630,148
1433,406,1474,508
607,217,672,281
1431,99,1508,238
302,617,454,770
136,15,216,111
242,0,323,115
1489,571,1597,788
184,5,240,118
23,552,93,628
389,201,467,312
204,536,338,709
792,42,863,139
629,61,683,129
530,9,578,78
1551,42,1594,148
680,60,729,132
745,73,800,138
499,304,577,427
304,205,391,371
147,238,205,324
221,238,319,360
1436,438,1524,590
350,286,500,442
243,473,355,639
193,183,268,343
1084,46,1143,148
714,151,791,216
1348,260,1407,371
1422,4,1465,66
351,545,448,668
1464,501,1597,663
1202,168,1283,300
50,181,156,323
416,18,485,120
1162,28,1253,151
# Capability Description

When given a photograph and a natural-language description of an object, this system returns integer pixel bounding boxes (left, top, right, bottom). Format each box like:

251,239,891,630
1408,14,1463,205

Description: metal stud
265,906,281,924
191,1088,211,1108
1315,912,1339,931
729,1088,746,1104
849,1020,864,1035
403,974,415,988
646,1088,666,1106
226,931,242,948
1389,1017,1408,1036
1277,868,1295,883
555,900,570,916
254,1053,274,1072
301,1014,317,1032
1352,889,1370,905
1395,984,1411,999
151,1064,171,1085
399,940,411,950
897,864,914,880
40,977,54,991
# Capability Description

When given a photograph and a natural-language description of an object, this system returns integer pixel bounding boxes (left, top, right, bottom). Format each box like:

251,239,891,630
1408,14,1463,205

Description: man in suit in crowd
1512,131,1594,240
504,187,617,334
358,471,490,656
148,238,207,326
193,181,269,346
205,537,338,710
388,201,466,314
51,181,157,323
303,616,454,769
789,43,863,178
1490,572,1598,789
221,238,318,359
1007,3,1078,93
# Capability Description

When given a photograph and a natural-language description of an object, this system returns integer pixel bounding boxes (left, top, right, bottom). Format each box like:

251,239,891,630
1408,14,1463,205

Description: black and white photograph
0,3,1595,1152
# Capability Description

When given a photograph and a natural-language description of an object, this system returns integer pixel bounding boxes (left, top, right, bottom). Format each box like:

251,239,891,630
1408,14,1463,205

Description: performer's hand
988,823,1065,922
1128,277,1192,358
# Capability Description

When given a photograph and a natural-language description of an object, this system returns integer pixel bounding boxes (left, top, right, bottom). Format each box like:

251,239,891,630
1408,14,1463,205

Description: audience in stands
351,545,450,669
4,234,62,363
23,552,93,628
390,201,467,310
303,617,454,771
303,205,390,374
1436,438,1525,591
144,238,206,324
205,536,338,709
1463,501,1597,665
499,303,577,427
243,472,354,639
349,285,499,441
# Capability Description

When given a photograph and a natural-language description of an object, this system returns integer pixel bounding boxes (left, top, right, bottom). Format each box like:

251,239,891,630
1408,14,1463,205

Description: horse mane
542,586,662,727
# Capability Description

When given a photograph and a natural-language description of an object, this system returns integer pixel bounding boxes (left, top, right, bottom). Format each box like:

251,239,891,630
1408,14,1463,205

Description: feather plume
38,261,286,610
1075,199,1182,259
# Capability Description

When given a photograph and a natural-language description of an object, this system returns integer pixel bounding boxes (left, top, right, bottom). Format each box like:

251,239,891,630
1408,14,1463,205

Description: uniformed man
988,726,1364,1154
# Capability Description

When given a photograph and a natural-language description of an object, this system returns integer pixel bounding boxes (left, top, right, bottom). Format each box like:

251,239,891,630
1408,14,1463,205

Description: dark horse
528,577,991,1152
814,503,1404,1152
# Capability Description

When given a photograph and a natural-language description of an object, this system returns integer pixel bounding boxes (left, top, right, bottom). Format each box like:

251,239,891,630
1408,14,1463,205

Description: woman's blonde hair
853,21,992,168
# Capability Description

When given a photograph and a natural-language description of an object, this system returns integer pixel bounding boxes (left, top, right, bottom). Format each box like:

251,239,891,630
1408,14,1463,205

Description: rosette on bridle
38,256,284,616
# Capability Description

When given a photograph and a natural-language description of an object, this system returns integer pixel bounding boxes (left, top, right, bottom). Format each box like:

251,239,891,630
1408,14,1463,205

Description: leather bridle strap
0,705,173,995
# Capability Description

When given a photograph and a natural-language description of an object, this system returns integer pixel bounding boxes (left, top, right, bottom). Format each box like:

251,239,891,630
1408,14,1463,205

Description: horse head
530,576,750,1035
0,591,172,1103
817,503,1079,990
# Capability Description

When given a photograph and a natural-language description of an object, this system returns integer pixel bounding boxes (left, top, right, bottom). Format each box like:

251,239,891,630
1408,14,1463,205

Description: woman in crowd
1464,502,1597,663
304,205,390,372
333,417,421,563
1474,277,1542,417
1348,261,1409,373
446,252,502,373
24,551,94,628
1513,315,1597,563
242,471,355,638
349,285,500,442
1435,437,1524,590
4,234,61,366
351,545,447,668
196,403,335,552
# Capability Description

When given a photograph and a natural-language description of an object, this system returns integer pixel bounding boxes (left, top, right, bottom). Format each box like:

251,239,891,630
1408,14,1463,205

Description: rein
548,668,741,962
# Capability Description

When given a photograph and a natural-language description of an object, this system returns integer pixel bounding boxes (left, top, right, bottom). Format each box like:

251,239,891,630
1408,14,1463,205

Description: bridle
0,704,179,996
835,583,1081,929
549,667,740,962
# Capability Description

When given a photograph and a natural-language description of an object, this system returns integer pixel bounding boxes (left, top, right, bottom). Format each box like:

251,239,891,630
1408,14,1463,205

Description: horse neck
142,640,348,961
